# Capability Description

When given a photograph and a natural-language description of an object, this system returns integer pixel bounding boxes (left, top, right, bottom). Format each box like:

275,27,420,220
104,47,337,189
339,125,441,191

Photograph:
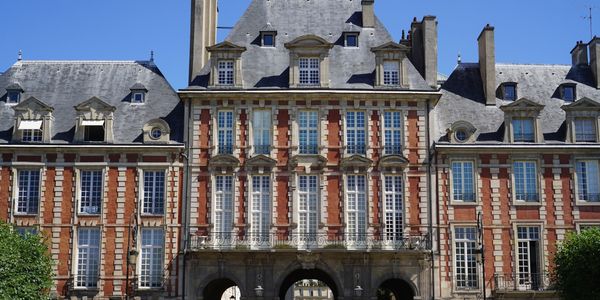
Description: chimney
189,0,218,84
590,37,600,88
571,41,588,66
361,0,375,28
478,24,496,106
409,16,438,88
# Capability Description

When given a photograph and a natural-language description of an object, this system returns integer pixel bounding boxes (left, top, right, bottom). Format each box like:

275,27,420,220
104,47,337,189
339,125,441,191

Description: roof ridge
496,62,571,67
16,60,154,65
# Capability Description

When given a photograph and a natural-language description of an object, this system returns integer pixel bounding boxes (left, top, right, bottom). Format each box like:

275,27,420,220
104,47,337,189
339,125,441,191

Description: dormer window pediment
74,97,116,143
207,41,246,88
11,97,54,143
500,98,544,143
371,42,410,88
562,97,600,143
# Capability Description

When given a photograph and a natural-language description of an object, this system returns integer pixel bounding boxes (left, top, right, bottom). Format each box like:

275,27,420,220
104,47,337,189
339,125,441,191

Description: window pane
299,111,318,154
346,111,366,154
17,170,40,214
575,119,596,142
452,162,475,202
299,58,320,85
76,228,100,288
218,60,234,85
577,161,600,202
383,176,403,241
383,111,402,154
454,227,478,289
80,170,103,214
383,61,400,85
253,110,272,154
512,119,534,142
140,228,164,288
347,175,367,243
143,171,165,214
514,161,538,202
218,111,234,154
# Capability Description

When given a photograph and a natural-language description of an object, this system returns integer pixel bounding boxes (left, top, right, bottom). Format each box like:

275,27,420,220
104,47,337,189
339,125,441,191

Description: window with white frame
143,171,165,215
15,226,38,236
217,111,234,154
253,110,272,155
383,61,400,85
346,175,367,242
454,227,479,289
79,170,103,214
139,228,164,288
298,175,319,240
251,176,271,244
383,111,402,155
576,160,600,202
516,226,541,289
513,161,538,202
16,170,40,215
383,175,403,242
298,58,320,86
512,118,535,142
22,129,42,142
76,228,100,288
217,60,234,85
214,176,234,241
575,118,596,142
298,111,319,154
346,111,366,155
452,161,476,202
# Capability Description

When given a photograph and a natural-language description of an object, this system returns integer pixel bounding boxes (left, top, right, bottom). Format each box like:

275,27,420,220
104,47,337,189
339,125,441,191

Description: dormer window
83,120,105,142
74,97,115,143
501,83,517,101
130,83,147,104
261,32,276,47
344,32,359,47
512,118,535,142
5,83,24,105
383,61,400,86
20,120,43,142
500,98,544,144
561,84,576,102
12,97,53,143
142,119,170,144
217,60,235,85
298,58,320,86
575,118,596,142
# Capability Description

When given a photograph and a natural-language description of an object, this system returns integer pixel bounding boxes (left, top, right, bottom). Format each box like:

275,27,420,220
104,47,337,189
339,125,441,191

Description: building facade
0,60,185,299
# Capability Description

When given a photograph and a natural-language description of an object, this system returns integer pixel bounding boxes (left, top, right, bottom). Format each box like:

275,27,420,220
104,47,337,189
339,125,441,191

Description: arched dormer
447,120,477,143
284,35,334,88
143,119,171,144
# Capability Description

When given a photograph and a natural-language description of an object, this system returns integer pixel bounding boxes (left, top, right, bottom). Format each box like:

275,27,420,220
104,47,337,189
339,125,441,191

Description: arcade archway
376,278,415,300
203,278,242,300
278,269,339,300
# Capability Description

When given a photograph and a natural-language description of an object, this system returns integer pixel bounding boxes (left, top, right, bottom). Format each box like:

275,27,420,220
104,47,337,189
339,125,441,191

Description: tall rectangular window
214,176,234,242
16,170,40,215
452,161,476,202
512,118,535,142
140,228,164,288
298,111,318,154
575,118,596,142
346,175,367,243
251,176,271,245
383,175,403,242
218,60,234,85
80,170,103,214
253,110,272,155
346,111,366,155
576,161,600,202
383,111,402,155
298,175,319,240
143,171,165,215
513,161,538,202
76,228,100,288
383,61,400,85
299,58,320,85
217,111,234,154
516,226,541,290
454,227,478,289
22,129,42,142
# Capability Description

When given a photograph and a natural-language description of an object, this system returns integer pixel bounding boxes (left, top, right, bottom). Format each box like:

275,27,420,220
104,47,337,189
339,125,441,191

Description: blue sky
1,0,598,89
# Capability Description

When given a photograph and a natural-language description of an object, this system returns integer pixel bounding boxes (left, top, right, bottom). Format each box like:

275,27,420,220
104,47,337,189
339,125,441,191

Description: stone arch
195,272,246,300
372,276,418,300
274,261,343,300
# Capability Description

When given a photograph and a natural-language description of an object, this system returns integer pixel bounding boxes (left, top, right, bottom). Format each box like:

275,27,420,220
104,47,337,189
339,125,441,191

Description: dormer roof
206,41,247,53
562,97,600,111
12,96,53,112
74,96,117,112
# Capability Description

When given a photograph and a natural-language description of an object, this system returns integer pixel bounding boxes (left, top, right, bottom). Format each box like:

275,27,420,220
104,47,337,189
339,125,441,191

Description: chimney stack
571,41,588,66
361,0,375,28
589,37,600,88
478,24,496,106
189,0,218,84
409,16,439,88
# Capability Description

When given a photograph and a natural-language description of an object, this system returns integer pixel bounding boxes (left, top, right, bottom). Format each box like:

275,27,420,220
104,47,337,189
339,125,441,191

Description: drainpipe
181,96,193,300
425,100,435,300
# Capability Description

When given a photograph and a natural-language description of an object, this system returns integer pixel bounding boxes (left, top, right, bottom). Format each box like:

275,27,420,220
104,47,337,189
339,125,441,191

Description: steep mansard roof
0,60,183,144
433,63,600,143
188,0,431,90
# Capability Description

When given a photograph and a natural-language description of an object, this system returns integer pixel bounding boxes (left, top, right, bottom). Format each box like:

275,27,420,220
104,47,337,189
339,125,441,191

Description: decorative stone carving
296,252,320,269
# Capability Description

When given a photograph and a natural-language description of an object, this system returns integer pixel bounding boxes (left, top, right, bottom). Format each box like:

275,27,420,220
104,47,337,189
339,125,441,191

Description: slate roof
187,0,431,90
433,62,600,143
0,60,183,144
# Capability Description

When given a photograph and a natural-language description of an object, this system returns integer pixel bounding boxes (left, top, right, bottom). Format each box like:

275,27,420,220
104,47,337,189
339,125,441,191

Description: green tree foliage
553,227,600,300
0,222,53,300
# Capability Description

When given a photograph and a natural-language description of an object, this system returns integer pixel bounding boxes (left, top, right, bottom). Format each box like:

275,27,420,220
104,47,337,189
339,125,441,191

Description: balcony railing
299,144,319,155
494,273,553,292
254,144,271,155
347,144,366,155
453,192,476,202
384,144,402,155
515,193,539,202
579,193,600,202
218,144,234,155
188,232,430,251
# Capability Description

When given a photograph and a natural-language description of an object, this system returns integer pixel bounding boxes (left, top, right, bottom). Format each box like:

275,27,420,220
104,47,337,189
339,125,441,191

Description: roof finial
150,50,154,62
457,52,462,64
17,50,22,61
401,30,406,40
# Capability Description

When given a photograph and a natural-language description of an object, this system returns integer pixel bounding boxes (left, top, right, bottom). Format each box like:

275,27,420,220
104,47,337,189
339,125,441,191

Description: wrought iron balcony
347,144,366,155
254,144,271,155
188,232,430,251
218,144,234,155
383,144,402,155
494,273,553,292
299,144,319,155
515,193,539,202
579,193,600,202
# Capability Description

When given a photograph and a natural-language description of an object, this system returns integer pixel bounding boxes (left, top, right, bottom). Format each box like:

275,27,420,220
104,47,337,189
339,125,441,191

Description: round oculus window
455,129,468,142
150,127,162,140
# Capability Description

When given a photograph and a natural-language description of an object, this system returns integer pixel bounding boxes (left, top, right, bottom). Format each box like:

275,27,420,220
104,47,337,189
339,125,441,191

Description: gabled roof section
246,155,277,168
130,82,148,91
562,97,600,111
284,35,334,49
12,96,53,112
5,82,24,91
500,98,544,112
371,41,410,52
206,41,247,52
74,96,116,112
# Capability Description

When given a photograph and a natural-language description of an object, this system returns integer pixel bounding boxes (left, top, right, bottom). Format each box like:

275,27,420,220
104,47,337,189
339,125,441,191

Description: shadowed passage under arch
278,269,339,300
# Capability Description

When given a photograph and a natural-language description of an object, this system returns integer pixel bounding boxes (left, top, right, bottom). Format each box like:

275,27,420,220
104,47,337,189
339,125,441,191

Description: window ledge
513,201,542,206
13,213,39,217
140,213,165,217
450,201,479,206
453,289,481,294
78,213,102,217
575,201,600,206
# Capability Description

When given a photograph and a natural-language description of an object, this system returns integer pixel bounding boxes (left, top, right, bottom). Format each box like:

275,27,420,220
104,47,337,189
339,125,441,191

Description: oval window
150,127,162,140
455,129,468,142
